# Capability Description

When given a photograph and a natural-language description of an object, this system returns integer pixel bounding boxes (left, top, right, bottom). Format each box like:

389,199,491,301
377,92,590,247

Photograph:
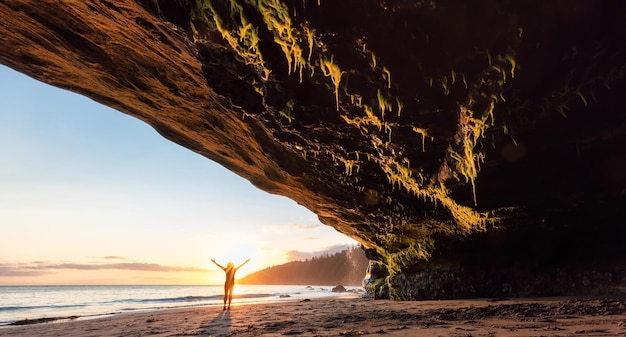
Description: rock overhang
1,0,625,299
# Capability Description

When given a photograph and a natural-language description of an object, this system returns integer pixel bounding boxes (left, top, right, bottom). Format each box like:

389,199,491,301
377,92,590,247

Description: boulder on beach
332,285,347,293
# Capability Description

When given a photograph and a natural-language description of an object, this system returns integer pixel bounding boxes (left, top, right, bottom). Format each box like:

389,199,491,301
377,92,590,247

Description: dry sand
1,295,625,337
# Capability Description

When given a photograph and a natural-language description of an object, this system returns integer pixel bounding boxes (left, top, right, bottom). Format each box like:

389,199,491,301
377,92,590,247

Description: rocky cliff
1,0,625,299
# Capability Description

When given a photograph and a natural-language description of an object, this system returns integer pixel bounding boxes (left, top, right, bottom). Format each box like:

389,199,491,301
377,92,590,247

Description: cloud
46,263,211,272
0,261,211,275
285,243,353,261
290,224,320,230
103,256,128,260
262,223,320,233
0,265,47,277
284,250,318,261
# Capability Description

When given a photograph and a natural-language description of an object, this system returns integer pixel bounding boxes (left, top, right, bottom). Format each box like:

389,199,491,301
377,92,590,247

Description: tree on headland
238,246,369,286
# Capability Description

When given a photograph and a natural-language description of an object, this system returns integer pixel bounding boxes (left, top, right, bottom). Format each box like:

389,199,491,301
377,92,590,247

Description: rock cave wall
1,0,625,299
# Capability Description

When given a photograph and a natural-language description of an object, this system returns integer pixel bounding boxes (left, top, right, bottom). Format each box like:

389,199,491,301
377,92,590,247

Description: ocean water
0,285,362,326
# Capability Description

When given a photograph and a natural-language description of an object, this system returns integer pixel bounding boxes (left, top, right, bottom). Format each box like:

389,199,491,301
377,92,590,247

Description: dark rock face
1,0,625,299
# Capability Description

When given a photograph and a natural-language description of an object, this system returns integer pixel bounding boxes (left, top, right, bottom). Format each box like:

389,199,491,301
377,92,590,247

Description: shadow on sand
202,310,232,337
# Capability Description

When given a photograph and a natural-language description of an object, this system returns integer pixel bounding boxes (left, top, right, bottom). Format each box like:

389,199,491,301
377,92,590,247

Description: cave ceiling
1,0,625,285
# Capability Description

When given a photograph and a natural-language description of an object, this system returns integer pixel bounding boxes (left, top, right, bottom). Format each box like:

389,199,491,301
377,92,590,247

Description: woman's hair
227,262,234,268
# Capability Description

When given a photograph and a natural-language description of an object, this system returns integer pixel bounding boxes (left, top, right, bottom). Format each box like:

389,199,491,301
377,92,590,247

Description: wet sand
1,295,625,336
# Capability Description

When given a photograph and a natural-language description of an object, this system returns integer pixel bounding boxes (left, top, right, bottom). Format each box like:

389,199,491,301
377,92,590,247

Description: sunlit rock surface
1,0,625,299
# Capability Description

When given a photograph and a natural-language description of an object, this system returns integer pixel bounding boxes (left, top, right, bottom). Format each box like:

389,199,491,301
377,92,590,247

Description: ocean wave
0,304,87,312
108,293,274,305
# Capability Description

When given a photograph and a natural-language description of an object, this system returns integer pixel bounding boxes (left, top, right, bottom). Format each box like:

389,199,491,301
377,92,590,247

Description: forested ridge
238,246,369,286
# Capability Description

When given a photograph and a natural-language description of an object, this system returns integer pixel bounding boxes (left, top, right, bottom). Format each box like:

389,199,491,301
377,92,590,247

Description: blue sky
0,64,358,285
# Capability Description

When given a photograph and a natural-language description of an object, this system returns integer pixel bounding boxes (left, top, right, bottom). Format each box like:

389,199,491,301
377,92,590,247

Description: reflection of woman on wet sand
211,258,250,310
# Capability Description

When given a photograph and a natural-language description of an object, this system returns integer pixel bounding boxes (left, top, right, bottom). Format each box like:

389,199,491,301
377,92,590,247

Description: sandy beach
1,295,625,337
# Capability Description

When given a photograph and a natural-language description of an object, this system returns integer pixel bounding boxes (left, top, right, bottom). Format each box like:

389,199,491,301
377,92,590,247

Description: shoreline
0,292,360,328
0,284,363,327
1,295,625,336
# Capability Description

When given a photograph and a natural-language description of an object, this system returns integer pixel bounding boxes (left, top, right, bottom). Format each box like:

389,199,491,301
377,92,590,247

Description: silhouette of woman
211,258,250,310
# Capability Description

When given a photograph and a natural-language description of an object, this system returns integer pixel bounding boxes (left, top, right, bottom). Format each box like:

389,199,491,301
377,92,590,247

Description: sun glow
231,283,243,296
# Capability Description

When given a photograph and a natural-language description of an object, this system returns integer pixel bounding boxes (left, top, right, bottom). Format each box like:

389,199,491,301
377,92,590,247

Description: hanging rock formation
1,0,625,299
